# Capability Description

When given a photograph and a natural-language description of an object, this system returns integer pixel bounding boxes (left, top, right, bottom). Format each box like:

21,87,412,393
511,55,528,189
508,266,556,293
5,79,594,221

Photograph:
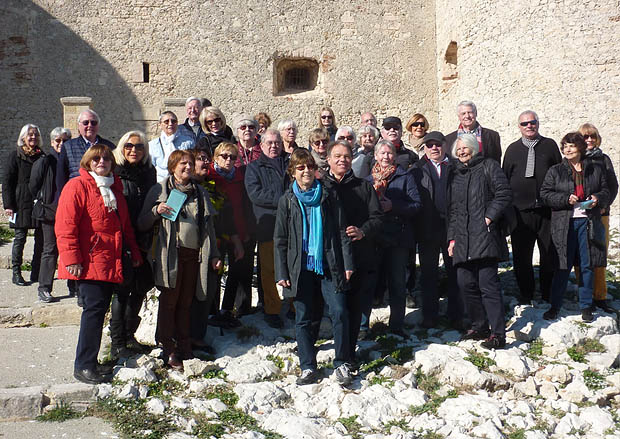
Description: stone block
0,386,44,420
0,308,32,328
32,303,82,326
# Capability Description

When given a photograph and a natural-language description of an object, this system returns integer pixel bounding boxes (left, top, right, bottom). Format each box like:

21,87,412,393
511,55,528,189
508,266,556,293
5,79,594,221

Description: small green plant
315,338,329,346
369,375,394,388
201,385,239,407
567,346,586,363
464,350,496,371
21,261,32,271
147,377,186,400
375,334,400,352
526,338,544,359
583,369,605,390
236,325,260,341
410,389,458,415
338,415,362,439
421,430,444,439
360,357,389,373
383,418,409,431
39,322,49,328
533,418,552,434
414,369,440,395
266,354,285,369
390,345,414,363
0,225,15,243
506,428,526,439
567,338,605,363
203,369,227,379
36,400,82,422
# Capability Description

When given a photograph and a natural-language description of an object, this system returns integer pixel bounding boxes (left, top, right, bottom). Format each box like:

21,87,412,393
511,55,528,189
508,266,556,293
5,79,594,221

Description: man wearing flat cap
380,116,418,170
411,131,463,329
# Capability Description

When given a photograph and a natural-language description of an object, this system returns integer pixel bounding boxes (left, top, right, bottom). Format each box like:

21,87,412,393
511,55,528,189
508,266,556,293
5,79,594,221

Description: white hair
185,96,201,106
77,109,100,124
518,110,539,123
457,100,477,116
277,119,297,132
335,126,356,144
451,133,479,158
50,127,71,140
17,124,42,148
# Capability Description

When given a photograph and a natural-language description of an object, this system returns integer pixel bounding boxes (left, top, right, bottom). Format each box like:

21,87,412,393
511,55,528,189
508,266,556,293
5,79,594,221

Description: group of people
2,97,616,386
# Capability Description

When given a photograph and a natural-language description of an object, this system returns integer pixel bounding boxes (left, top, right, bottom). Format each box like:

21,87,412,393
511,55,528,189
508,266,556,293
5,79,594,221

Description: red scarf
371,162,396,199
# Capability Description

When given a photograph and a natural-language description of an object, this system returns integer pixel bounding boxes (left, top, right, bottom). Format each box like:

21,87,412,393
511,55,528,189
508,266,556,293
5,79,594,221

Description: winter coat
177,118,207,144
137,177,220,300
539,158,610,269
244,153,290,242
366,166,422,249
322,171,384,270
274,185,354,295
195,126,234,156
3,147,43,228
29,150,58,223
585,149,618,217
55,168,142,282
115,162,157,252
447,155,513,265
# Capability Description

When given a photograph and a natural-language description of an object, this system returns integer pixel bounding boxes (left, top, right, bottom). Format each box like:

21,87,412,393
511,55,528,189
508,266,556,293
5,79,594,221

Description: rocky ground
0,232,619,439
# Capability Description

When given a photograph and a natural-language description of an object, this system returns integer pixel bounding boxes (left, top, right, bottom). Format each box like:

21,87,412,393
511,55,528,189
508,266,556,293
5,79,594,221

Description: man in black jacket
502,110,561,304
323,140,383,364
445,101,501,163
245,129,289,328
380,116,418,170
412,131,462,328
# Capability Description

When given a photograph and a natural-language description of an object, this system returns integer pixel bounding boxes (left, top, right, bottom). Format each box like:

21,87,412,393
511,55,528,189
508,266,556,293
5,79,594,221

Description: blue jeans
294,270,349,371
550,217,593,310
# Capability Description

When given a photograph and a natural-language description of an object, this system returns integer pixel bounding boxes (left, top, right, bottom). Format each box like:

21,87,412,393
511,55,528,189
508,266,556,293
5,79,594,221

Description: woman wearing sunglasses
56,144,142,384
404,113,430,155
274,148,354,385
196,106,234,155
318,106,338,141
109,131,157,359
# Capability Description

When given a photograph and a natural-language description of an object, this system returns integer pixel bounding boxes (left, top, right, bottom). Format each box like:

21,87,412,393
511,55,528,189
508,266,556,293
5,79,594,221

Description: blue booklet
161,189,187,221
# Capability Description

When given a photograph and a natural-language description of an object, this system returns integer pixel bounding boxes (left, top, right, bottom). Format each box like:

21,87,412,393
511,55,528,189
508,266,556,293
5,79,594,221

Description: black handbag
587,216,606,250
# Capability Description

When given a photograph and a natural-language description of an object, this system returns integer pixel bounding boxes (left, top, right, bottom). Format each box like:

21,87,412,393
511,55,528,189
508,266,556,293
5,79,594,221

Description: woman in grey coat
138,150,221,371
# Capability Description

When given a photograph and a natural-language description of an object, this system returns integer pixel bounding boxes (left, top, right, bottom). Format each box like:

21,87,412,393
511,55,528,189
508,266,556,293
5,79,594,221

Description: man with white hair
360,112,377,127
177,96,206,144
445,100,501,163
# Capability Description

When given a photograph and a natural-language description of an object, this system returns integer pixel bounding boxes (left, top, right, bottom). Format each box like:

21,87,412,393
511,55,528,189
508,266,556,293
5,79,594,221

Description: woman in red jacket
56,145,142,384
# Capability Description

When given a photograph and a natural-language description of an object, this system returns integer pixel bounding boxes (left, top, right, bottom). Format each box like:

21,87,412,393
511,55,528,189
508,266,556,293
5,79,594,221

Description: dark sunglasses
337,135,354,141
123,142,145,151
313,139,328,146
161,119,178,125
295,164,317,171
583,134,597,140
206,117,222,124
239,125,255,130
81,120,98,126
519,120,538,127
320,115,333,119
383,124,400,131
425,142,442,149
91,156,111,162
219,153,237,160
196,155,211,162
410,121,425,128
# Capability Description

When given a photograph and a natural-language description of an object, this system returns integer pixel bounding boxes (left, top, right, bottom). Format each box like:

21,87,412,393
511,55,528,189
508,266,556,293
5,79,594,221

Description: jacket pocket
89,233,101,254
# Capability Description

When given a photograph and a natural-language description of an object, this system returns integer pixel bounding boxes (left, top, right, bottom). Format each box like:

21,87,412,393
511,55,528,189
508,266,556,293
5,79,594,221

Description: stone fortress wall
1,0,618,226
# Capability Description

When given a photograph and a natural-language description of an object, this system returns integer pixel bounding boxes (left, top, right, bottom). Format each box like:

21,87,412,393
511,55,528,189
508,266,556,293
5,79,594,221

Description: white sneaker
333,363,352,385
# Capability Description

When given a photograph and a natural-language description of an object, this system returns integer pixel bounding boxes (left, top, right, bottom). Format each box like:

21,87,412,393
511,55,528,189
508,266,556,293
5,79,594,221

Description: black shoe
517,296,533,306
12,271,27,286
74,368,111,384
96,362,115,375
126,338,152,354
297,369,319,385
581,307,594,323
449,319,466,331
460,328,490,341
481,335,506,349
38,290,57,303
593,300,615,314
77,295,84,308
110,346,133,360
264,314,283,329
420,318,437,329
221,310,242,328
166,353,184,371
543,307,559,321
406,294,416,309
389,328,408,338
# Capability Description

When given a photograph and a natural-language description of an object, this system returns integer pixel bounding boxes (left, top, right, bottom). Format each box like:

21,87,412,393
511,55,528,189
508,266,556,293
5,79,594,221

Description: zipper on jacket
89,234,101,254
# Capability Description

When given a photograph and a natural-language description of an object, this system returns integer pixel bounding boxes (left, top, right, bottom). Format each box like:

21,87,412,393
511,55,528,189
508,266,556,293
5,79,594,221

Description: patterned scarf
214,162,235,181
570,164,585,201
522,136,540,178
458,123,483,153
371,161,397,199
293,180,324,275
20,144,42,158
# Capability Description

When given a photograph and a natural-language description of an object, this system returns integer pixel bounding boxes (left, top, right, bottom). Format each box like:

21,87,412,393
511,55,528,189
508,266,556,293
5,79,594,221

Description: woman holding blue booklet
138,149,221,371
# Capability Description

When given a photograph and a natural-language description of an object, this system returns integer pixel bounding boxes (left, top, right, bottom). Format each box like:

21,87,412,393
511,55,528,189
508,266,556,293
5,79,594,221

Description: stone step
0,416,116,438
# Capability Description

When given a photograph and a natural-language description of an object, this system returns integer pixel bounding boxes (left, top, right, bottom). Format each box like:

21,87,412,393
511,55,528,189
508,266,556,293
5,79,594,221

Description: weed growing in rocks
200,385,239,407
464,350,496,371
266,354,285,369
203,369,227,379
383,418,409,432
147,377,185,400
338,415,362,438
410,389,458,415
36,400,82,422
414,369,441,395
369,375,394,388
505,427,526,439
583,369,606,390
567,338,606,362
525,338,544,359
420,430,444,439
0,225,15,243
360,357,389,373
89,398,176,438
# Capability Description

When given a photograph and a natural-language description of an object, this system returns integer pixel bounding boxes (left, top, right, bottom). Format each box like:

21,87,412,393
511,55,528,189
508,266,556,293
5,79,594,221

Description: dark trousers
511,208,554,301
75,280,114,371
190,268,220,342
457,258,505,337
550,218,593,310
347,268,377,360
38,222,58,292
419,229,462,322
12,227,43,280
221,237,256,313
405,243,417,291
157,247,199,358
294,270,349,370
110,253,153,349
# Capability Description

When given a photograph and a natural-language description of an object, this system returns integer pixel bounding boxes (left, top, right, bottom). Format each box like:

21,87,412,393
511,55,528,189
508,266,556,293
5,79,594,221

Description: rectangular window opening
142,62,150,83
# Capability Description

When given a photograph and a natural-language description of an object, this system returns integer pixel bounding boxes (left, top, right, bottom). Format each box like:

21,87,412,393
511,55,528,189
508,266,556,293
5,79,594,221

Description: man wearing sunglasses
502,110,561,305
379,116,418,170
445,100,502,163
55,109,115,200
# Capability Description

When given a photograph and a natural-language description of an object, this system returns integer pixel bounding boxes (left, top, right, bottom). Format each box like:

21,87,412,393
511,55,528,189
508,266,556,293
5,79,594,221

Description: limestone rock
96,384,113,399
437,394,505,430
513,376,538,397
0,386,44,420
116,383,139,400
182,358,218,377
223,358,280,383
535,364,572,385
340,384,410,429
471,419,504,439
599,334,620,367
578,406,615,434
554,412,587,435
234,382,287,413
114,366,158,383
146,398,167,415
558,380,591,403
261,408,337,439
491,349,532,379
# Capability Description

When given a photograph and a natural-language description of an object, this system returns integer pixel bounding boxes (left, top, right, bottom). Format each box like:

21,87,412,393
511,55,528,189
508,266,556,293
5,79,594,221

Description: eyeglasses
206,117,222,125
583,134,597,140
295,164,317,171
337,135,354,141
425,142,442,149
411,121,425,128
313,139,328,146
320,115,333,120
383,124,400,131
81,120,98,126
196,155,210,162
123,143,145,151
519,120,538,127
161,119,178,125
91,156,111,163
219,153,237,161
239,125,255,131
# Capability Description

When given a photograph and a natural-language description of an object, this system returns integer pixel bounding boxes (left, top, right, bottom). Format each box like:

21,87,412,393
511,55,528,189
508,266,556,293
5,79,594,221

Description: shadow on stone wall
0,1,142,171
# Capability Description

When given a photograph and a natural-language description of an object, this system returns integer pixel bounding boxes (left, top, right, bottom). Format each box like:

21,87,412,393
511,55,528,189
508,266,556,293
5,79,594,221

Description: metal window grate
285,67,310,90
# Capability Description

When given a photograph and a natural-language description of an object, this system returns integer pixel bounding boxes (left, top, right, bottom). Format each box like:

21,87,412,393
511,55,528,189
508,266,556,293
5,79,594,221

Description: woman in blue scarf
274,148,354,386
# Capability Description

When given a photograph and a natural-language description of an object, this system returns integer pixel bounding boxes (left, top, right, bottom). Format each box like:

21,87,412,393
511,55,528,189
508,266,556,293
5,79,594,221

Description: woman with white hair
352,125,378,178
149,111,194,182
234,114,261,167
278,119,299,155
29,127,71,302
447,133,512,349
3,124,45,287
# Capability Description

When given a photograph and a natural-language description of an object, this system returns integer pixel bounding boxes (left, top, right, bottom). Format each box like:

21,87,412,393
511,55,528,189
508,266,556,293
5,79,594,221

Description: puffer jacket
274,184,354,295
3,147,43,228
585,148,618,216
366,166,422,248
55,168,142,282
540,158,610,269
447,155,513,265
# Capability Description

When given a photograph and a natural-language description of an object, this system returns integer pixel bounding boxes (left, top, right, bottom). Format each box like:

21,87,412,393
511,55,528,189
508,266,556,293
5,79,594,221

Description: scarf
585,147,603,159
214,162,235,181
371,161,397,199
522,136,540,178
293,180,323,275
458,123,483,153
311,150,329,172
570,163,585,201
88,171,117,211
160,131,178,146
21,144,42,158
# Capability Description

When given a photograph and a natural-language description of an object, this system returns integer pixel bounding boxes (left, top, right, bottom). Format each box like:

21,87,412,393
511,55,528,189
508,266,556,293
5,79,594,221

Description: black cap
382,116,402,128
422,131,445,145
